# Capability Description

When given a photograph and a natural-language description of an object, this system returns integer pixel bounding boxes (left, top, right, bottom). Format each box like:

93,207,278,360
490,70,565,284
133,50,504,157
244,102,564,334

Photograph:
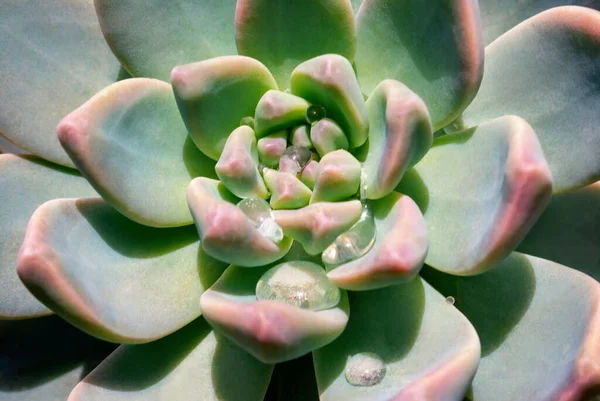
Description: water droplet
256,261,340,311
322,205,376,269
278,146,312,175
445,296,455,305
239,116,255,129
305,105,326,124
345,352,386,387
359,168,368,202
237,198,283,242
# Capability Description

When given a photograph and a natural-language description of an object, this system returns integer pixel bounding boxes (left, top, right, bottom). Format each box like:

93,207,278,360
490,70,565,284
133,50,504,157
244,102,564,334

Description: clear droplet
305,105,326,124
445,296,455,305
345,352,386,387
278,145,312,175
256,261,340,311
322,205,376,269
359,168,368,202
239,116,255,129
237,198,283,243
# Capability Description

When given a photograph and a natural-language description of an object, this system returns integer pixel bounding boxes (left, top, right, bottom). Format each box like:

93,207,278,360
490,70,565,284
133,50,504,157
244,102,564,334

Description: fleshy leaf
17,198,224,343
235,0,356,87
254,91,310,138
0,0,121,167
258,131,288,167
291,55,368,148
360,80,433,200
0,133,27,154
0,316,116,401
313,277,480,401
171,56,277,160
311,150,361,204
327,193,428,291
263,169,313,210
216,126,269,199
187,177,293,267
462,6,600,191
291,125,313,149
200,264,349,364
273,200,363,255
69,318,273,401
397,115,552,275
479,0,600,45
424,253,600,400
58,78,215,228
310,119,349,156
518,181,600,280
354,0,483,129
0,155,96,319
94,0,237,81
300,160,319,190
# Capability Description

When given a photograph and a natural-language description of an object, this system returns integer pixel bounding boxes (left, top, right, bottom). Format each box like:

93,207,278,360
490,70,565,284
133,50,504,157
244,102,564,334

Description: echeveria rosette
0,1,599,401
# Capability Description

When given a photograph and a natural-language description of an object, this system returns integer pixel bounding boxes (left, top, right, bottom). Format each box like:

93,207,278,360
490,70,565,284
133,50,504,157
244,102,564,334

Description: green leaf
291,55,368,148
171,56,278,160
235,0,356,87
58,78,216,228
200,264,349,364
426,253,600,400
0,133,27,154
360,80,432,200
313,277,480,401
254,91,310,138
463,6,600,191
263,169,313,210
0,316,115,401
311,150,361,204
0,155,96,319
354,0,484,129
187,177,293,267
69,318,273,401
0,0,121,167
17,198,226,343
397,115,552,275
518,181,600,280
478,0,600,45
310,119,349,156
94,0,237,81
327,193,428,291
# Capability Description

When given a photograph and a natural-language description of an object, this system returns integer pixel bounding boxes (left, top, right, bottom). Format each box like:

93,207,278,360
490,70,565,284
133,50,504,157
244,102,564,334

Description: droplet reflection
345,352,386,387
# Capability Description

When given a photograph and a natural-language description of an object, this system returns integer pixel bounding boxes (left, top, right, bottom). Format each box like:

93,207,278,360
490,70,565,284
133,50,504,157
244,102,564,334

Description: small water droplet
239,116,255,129
278,146,312,175
305,105,326,125
256,261,340,311
322,205,376,269
445,296,455,305
345,352,386,387
359,168,368,202
237,198,283,242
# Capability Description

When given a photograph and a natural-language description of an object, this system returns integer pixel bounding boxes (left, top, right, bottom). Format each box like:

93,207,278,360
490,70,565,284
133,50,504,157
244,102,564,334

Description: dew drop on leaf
237,198,283,242
255,261,340,311
278,145,312,175
305,105,326,124
345,352,386,387
445,296,455,305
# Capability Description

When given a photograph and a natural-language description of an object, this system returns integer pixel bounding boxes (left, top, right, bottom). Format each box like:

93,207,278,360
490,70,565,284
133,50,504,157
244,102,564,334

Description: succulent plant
1,0,600,400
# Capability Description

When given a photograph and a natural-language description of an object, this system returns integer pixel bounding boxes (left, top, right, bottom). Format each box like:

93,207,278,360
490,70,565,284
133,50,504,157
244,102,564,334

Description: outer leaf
0,0,121,167
0,316,115,401
94,0,237,81
518,181,600,280
463,6,600,191
479,0,600,45
327,193,428,291
397,115,552,275
235,0,356,87
313,277,480,401
200,264,349,364
69,318,273,401
354,0,483,129
360,80,432,200
187,177,293,267
0,134,27,154
172,56,277,160
58,78,216,228
425,253,600,401
0,155,96,319
17,198,226,343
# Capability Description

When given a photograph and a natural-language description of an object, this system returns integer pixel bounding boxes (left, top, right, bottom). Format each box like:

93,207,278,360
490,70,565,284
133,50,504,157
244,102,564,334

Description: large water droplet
237,198,283,243
345,352,386,387
278,145,312,175
322,205,376,269
255,261,340,311
305,105,326,124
